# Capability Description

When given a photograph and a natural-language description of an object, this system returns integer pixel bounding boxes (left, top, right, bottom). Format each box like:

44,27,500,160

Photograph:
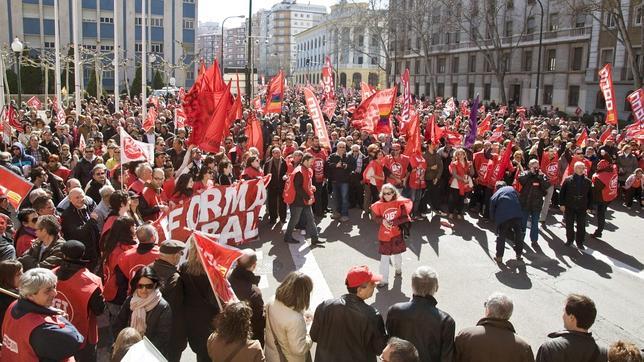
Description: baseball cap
345,265,382,288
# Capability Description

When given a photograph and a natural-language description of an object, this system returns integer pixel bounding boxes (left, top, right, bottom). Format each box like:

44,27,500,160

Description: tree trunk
616,13,643,88
496,71,507,105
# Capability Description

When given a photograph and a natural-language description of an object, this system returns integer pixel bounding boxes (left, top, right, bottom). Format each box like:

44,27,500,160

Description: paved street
181,202,643,361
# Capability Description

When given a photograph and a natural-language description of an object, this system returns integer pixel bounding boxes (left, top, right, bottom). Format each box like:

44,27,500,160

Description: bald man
60,188,101,269
559,162,593,249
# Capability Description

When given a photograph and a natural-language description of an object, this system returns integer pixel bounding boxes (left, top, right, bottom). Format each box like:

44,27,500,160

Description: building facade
388,0,642,119
1,0,198,91
197,24,247,70
293,1,387,89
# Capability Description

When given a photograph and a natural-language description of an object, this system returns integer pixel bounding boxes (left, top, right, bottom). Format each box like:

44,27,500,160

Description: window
484,58,492,72
604,12,616,28
150,18,163,27
437,83,444,97
527,16,536,34
150,43,163,53
596,90,606,109
184,0,195,3
546,49,556,71
183,19,194,29
83,17,97,23
452,83,458,97
438,57,446,73
575,14,586,28
549,13,559,31
503,53,510,72
100,17,113,24
83,44,97,50
371,57,378,65
452,56,459,73
103,70,114,79
468,83,475,99
415,60,420,74
505,21,513,37
571,47,583,71
635,5,642,25
44,41,55,49
469,55,476,72
568,86,580,106
135,43,142,52
543,85,553,104
523,50,532,71
431,33,439,46
483,83,491,100
600,48,614,65
135,17,142,26
507,0,514,9
357,56,363,64
100,45,114,51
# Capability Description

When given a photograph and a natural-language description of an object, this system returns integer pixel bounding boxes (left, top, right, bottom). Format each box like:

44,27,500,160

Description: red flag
321,56,335,100
303,88,332,149
494,141,514,184
0,165,33,209
120,128,154,164
191,231,243,304
360,82,376,101
352,87,397,134
322,99,337,120
251,96,262,111
56,107,66,125
246,113,264,159
576,128,588,148
403,111,421,157
78,134,87,152
454,116,462,130
400,68,412,133
201,82,234,153
174,107,186,129
143,107,157,133
424,114,444,144
477,114,491,136
618,121,643,143
148,96,159,109
598,64,618,126
222,92,243,140
626,88,644,123
599,127,613,144
2,105,22,132
27,96,42,110
489,125,505,142
265,70,285,114
443,129,462,146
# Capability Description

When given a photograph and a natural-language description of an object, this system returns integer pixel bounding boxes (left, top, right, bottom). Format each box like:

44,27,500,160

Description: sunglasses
136,283,155,290
383,192,394,196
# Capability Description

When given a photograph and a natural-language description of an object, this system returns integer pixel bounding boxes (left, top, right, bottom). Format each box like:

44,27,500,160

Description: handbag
266,305,288,362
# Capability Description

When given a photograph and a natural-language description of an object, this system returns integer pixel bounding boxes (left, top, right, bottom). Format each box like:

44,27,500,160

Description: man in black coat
386,266,455,362
346,144,368,209
559,161,593,249
517,159,549,248
72,148,101,187
263,147,288,224
228,249,265,345
60,188,100,270
327,141,354,221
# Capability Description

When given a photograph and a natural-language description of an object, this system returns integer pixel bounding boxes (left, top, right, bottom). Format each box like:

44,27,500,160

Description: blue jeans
522,209,540,243
332,181,349,216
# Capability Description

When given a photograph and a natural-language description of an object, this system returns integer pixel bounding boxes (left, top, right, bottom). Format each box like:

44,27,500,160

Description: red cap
346,265,382,288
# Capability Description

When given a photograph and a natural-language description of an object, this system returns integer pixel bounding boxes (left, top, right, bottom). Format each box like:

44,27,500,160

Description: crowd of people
0,80,643,362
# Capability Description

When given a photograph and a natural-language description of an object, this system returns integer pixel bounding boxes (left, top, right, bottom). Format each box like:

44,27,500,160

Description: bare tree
437,0,533,104
562,0,642,88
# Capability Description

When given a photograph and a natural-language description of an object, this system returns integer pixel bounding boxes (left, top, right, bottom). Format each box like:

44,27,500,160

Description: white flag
120,128,154,164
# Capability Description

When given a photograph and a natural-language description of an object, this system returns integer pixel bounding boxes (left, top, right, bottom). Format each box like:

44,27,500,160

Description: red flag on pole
0,165,34,209
321,56,335,100
403,111,421,157
303,88,331,149
493,141,514,184
489,125,505,142
27,96,42,110
322,99,337,120
352,87,397,134
190,231,243,305
423,114,443,144
626,88,644,123
246,113,264,159
201,82,234,153
477,114,491,136
400,68,412,133
78,134,87,152
120,128,154,164
576,128,588,148
143,107,157,132
598,64,618,126
360,82,376,101
2,105,22,132
265,70,285,114
598,127,613,144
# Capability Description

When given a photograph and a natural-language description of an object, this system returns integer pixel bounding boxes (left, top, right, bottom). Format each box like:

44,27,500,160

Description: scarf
129,289,162,335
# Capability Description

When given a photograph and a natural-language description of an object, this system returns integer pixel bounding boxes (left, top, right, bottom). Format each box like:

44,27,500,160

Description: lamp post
221,15,245,76
11,37,24,106
534,0,544,108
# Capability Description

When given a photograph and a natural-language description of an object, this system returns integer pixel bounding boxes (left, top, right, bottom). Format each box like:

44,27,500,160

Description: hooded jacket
10,142,36,174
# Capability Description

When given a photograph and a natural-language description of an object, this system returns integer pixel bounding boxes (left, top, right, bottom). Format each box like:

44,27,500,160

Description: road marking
583,247,644,280
286,233,334,309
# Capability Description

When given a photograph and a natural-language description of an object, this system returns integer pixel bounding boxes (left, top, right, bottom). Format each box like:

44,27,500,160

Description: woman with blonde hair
178,240,221,362
111,327,142,362
265,271,314,362
371,184,412,288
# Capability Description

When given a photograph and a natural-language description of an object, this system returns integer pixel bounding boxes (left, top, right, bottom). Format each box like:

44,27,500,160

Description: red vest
540,152,560,186
283,166,315,205
408,156,427,189
593,167,619,202
473,151,488,184
371,198,412,241
482,157,499,189
565,157,591,177
142,187,164,222
1,301,74,362
116,247,160,282
53,268,103,345
103,244,136,302
128,179,145,195
384,155,410,187
362,160,385,189
307,148,328,183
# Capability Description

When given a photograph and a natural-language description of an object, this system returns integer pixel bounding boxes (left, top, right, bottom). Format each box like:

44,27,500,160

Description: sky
198,0,340,26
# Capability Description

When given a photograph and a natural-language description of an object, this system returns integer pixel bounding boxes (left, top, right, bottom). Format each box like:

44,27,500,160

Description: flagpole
54,0,62,113
113,0,119,114
141,0,147,124
0,52,5,112
72,0,82,122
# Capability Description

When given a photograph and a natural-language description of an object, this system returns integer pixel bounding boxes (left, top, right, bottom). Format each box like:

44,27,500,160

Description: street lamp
221,15,245,76
534,0,544,108
11,37,24,106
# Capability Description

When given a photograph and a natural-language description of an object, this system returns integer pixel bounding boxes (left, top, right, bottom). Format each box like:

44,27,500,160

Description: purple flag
463,96,479,148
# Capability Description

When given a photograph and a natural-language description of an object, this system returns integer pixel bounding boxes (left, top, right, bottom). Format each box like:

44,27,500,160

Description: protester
14,208,38,257
19,215,66,270
380,337,420,362
1,268,84,361
454,292,534,362
490,181,525,263
265,271,314,361
448,148,473,219
607,340,642,362
328,140,353,221
0,214,16,261
370,183,412,287
536,294,607,361
283,153,324,245
113,266,172,358
517,158,549,247
0,260,22,326
591,159,619,238
623,168,643,209
310,265,387,361
560,162,593,249
110,327,143,362
207,301,266,362
60,187,101,269
228,249,265,345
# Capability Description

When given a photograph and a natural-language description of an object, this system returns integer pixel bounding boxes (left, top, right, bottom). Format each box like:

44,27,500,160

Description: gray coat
455,318,534,362
617,153,638,182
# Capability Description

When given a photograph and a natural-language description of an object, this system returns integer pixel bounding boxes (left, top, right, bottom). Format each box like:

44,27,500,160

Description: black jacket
536,330,607,362
518,170,549,211
327,153,354,183
386,295,456,362
0,234,16,262
263,157,288,190
228,266,265,344
560,174,593,210
72,157,101,187
310,293,387,362
60,205,100,268
18,238,66,271
114,295,173,358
